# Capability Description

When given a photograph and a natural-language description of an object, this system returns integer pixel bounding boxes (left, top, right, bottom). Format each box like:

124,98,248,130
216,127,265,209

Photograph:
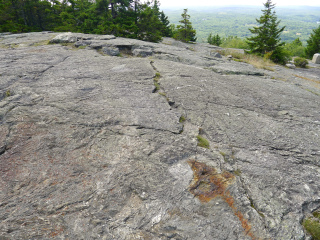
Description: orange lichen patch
187,160,257,240
188,160,235,203
49,226,64,238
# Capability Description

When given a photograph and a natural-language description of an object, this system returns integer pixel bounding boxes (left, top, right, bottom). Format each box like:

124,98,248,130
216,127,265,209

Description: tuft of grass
33,40,50,47
219,151,227,162
313,211,320,219
155,72,161,80
196,135,210,149
5,90,11,98
154,82,160,91
234,169,242,176
302,217,320,240
218,49,275,70
153,72,161,92
179,115,186,123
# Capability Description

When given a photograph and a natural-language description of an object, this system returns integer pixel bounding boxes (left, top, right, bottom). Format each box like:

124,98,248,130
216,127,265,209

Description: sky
159,0,320,8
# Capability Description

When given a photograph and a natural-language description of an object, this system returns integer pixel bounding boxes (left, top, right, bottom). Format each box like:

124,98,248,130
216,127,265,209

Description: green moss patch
302,217,320,240
197,135,210,149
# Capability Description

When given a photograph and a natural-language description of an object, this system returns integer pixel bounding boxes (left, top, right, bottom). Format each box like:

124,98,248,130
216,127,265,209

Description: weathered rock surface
1,32,320,240
312,53,320,64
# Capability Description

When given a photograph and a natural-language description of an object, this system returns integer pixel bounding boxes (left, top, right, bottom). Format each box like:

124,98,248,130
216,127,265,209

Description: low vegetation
294,57,308,68
196,135,210,149
218,49,275,71
179,115,186,123
302,211,320,240
0,0,172,43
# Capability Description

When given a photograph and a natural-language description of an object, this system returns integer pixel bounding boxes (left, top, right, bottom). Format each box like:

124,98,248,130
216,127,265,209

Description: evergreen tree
207,33,222,46
246,0,287,64
136,3,163,42
175,9,196,43
305,25,320,59
160,11,172,37
0,0,171,43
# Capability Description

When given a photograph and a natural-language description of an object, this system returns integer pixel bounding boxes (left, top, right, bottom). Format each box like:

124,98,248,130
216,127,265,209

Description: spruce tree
246,0,287,64
305,25,320,59
175,9,196,43
207,33,222,46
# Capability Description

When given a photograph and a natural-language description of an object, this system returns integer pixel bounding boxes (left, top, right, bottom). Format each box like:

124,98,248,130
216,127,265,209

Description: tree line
0,0,173,42
0,0,198,43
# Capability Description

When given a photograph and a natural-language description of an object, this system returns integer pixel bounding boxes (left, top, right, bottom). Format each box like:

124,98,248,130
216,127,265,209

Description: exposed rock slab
1,32,320,240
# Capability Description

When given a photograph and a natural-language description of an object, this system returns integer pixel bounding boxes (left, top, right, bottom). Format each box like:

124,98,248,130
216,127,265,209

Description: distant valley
163,5,320,44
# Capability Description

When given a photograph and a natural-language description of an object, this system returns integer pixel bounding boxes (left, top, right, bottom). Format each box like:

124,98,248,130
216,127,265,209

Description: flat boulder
49,32,77,43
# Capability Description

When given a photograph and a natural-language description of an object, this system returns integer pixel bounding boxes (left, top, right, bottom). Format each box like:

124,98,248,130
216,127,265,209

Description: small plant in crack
5,90,11,98
197,135,210,149
153,82,160,92
179,115,186,123
220,151,228,162
153,72,161,93
155,72,160,77
233,169,242,176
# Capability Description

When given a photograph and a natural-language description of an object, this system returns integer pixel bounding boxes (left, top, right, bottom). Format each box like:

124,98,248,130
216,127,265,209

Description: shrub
294,57,308,68
220,36,249,49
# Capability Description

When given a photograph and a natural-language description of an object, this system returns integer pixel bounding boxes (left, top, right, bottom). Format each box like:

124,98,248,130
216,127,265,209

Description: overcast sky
159,0,320,8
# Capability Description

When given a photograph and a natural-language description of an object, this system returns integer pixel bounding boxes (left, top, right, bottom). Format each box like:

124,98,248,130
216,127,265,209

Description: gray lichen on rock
0,32,320,240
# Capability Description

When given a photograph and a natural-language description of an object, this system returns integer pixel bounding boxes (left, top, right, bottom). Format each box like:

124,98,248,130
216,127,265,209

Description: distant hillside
163,5,320,44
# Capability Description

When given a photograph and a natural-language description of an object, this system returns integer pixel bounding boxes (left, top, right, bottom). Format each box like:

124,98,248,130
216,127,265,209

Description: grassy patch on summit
196,135,210,149
218,49,275,71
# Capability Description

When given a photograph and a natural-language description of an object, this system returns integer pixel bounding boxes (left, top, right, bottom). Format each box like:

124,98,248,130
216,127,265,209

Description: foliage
284,38,306,57
179,115,186,123
196,135,210,149
166,6,320,44
174,9,197,43
220,36,249,49
302,217,320,240
218,49,275,70
207,33,222,46
305,25,320,59
294,57,308,68
160,10,172,37
5,90,11,98
0,0,172,43
246,0,287,64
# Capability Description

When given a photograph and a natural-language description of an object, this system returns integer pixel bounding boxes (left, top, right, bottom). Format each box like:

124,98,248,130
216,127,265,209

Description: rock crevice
1,32,320,239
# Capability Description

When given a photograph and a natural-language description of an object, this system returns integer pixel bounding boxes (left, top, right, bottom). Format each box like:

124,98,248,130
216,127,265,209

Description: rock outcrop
1,32,320,240
312,53,320,64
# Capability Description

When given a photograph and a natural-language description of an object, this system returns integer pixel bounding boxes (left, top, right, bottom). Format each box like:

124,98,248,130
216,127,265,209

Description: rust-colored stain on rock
188,160,257,240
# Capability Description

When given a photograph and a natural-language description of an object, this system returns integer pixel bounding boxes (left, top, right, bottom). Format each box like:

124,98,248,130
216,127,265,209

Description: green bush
284,38,306,58
294,57,308,68
220,36,249,49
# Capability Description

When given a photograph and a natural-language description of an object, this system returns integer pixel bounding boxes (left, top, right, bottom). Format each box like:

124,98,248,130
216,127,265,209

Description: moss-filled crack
150,60,185,134
196,128,210,149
